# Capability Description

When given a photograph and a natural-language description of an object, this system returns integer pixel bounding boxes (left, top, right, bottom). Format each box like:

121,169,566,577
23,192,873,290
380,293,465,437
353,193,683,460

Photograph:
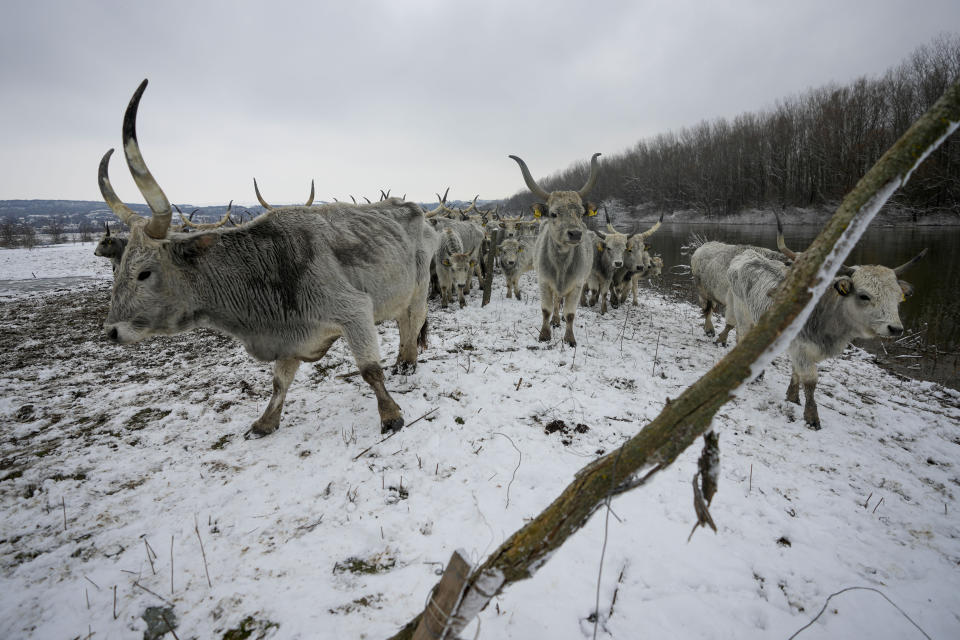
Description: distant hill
0,198,503,228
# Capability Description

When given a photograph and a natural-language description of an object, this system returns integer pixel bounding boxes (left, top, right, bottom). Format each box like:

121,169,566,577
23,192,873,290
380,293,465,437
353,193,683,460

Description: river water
645,222,960,355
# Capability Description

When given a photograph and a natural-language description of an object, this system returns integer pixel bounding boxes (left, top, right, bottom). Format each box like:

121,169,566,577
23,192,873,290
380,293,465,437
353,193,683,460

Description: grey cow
498,237,535,300
690,239,789,346
99,80,439,438
726,232,926,428
508,153,601,346
435,227,475,308
94,223,128,272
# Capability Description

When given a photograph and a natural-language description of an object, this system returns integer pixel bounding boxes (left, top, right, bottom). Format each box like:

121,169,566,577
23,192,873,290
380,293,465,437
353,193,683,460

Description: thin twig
787,586,931,639
132,581,173,606
161,611,181,640
194,514,212,588
492,433,521,509
61,497,67,532
593,446,626,640
748,464,753,495
872,497,884,514
144,539,156,575
170,535,174,596
652,328,662,376
353,407,437,460
84,575,101,590
112,585,117,620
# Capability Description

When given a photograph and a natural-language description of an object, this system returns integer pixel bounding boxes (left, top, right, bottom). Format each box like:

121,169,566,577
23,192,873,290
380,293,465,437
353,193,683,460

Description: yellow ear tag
901,293,906,302
597,242,604,252
587,208,598,217
837,280,850,295
533,208,542,218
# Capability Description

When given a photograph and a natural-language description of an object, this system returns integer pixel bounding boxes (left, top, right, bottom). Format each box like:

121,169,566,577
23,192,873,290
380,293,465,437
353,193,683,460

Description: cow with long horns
98,80,439,438
508,153,600,346
94,223,128,272
726,212,927,428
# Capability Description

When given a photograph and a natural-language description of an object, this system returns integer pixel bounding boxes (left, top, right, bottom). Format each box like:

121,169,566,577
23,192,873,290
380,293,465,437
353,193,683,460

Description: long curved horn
98,149,144,228
461,195,479,214
305,180,315,206
508,155,550,200
363,196,371,204
639,211,664,240
104,222,111,237
577,152,602,199
122,80,172,239
773,209,798,260
178,201,233,230
350,195,357,204
893,248,928,275
253,178,273,210
606,223,617,233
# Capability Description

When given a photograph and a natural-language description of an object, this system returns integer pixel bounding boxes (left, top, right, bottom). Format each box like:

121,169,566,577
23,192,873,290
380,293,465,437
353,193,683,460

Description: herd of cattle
92,80,926,438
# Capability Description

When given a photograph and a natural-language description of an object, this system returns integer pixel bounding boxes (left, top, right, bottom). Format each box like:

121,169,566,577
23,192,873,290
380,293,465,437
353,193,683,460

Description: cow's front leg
802,378,820,429
786,371,800,405
562,288,580,347
344,313,404,433
539,285,555,342
550,298,562,328
246,357,301,439
701,297,716,337
599,283,609,314
393,293,426,375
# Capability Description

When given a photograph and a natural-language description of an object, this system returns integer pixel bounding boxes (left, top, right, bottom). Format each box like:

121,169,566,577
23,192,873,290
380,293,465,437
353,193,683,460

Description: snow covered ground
1,243,958,639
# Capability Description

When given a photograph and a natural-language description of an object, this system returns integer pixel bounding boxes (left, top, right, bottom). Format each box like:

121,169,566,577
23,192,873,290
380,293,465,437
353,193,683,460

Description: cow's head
831,258,923,338
508,153,600,247
98,80,219,345
499,238,525,269
595,225,629,269
94,223,126,260
775,211,925,339
441,253,475,290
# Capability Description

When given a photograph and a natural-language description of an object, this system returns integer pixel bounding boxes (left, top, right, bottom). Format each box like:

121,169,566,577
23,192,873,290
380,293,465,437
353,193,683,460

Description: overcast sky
2,0,958,206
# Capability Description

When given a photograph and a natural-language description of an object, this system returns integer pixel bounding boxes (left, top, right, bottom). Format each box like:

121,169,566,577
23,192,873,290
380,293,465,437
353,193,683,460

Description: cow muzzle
566,230,582,244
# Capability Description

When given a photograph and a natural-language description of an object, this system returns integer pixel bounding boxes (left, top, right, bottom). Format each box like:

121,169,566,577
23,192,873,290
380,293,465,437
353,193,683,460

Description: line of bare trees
504,34,960,220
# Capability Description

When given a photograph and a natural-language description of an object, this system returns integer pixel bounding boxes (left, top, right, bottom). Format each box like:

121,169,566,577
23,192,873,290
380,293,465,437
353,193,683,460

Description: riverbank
625,205,960,226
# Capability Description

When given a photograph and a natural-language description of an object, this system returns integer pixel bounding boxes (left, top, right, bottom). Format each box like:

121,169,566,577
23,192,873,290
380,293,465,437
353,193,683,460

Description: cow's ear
171,233,217,264
834,276,853,296
585,202,599,217
531,203,547,218
898,280,914,299
644,243,652,251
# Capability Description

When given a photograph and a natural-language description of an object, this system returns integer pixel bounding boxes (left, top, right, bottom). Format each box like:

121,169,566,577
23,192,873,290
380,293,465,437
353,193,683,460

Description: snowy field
1,243,958,639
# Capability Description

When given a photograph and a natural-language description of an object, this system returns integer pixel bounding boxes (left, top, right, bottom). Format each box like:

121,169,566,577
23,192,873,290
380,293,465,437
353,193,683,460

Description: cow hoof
392,361,416,375
565,339,577,348
459,301,466,308
381,416,405,434
805,420,821,431
244,424,277,440
715,340,727,347
705,329,716,337
538,330,551,342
